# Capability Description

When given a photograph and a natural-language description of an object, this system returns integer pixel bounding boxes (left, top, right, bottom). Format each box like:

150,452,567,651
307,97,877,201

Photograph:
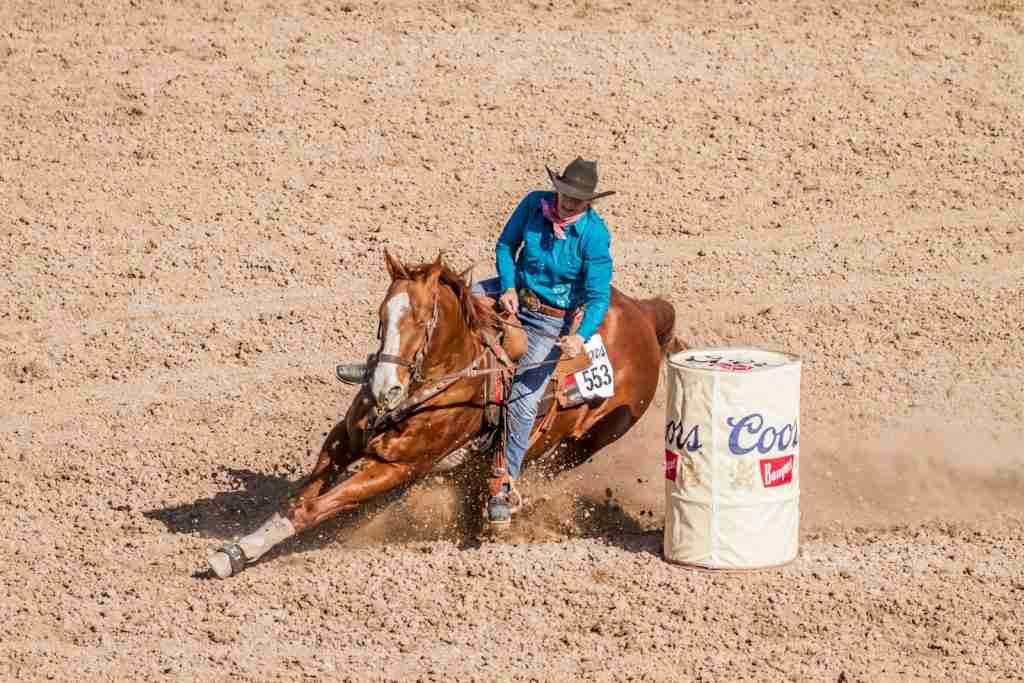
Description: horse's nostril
385,386,403,404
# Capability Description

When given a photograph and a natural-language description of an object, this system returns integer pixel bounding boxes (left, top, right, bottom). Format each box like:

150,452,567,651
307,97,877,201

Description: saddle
478,304,605,435
532,317,600,440
492,311,527,362
477,308,527,428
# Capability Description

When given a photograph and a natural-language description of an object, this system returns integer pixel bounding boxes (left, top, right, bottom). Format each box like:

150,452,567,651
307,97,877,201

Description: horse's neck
424,289,480,374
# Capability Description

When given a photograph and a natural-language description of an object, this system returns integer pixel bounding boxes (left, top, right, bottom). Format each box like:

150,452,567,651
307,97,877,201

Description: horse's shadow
145,468,663,578
144,467,448,577
143,468,293,540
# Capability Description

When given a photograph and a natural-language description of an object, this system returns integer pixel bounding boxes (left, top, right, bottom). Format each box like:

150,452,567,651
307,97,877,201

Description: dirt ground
2,0,1023,680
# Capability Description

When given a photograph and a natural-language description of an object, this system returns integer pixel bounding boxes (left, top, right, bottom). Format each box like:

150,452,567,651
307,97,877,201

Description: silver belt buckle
520,288,541,312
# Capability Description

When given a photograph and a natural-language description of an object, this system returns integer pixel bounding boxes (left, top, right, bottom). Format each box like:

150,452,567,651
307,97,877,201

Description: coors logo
760,455,795,488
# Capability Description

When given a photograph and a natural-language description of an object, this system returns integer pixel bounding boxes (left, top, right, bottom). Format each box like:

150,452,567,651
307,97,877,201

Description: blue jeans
472,277,572,479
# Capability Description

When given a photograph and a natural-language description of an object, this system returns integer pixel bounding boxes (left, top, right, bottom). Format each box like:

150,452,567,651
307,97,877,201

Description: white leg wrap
238,512,296,562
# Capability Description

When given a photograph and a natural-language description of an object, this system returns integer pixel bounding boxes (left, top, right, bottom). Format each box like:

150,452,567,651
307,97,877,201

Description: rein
366,342,570,433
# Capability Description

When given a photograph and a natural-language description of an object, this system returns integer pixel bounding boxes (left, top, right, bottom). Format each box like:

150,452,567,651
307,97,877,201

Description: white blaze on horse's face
372,290,411,409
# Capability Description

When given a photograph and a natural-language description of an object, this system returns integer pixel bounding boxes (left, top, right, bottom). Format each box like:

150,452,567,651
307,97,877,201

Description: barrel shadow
571,494,663,557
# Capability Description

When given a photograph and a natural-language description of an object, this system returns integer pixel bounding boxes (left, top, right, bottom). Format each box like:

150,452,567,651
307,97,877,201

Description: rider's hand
499,288,519,315
559,334,585,358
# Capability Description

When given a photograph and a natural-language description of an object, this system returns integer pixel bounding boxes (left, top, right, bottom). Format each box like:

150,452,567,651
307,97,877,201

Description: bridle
365,288,575,435
373,289,440,384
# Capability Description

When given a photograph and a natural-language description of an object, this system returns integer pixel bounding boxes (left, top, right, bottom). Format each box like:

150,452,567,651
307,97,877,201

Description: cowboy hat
545,157,616,201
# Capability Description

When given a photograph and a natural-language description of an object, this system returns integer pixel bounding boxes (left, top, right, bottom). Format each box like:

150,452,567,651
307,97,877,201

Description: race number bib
574,334,614,399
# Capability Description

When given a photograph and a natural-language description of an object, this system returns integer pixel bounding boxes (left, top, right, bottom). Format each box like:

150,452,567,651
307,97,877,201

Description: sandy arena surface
2,0,1024,680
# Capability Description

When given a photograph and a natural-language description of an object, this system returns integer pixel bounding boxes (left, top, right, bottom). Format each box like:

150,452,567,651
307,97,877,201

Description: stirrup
335,362,368,385
487,471,524,516
486,494,512,527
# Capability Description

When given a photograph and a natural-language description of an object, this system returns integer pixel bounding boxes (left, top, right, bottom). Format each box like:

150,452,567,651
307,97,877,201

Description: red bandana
540,197,585,240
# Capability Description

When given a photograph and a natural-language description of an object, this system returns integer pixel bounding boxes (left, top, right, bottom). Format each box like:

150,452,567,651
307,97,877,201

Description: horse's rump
631,294,678,351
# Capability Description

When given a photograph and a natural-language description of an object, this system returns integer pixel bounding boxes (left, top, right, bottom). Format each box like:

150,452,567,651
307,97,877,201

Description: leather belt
518,288,570,319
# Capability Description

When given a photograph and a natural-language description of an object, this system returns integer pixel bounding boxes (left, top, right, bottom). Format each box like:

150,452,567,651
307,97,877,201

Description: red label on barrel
664,450,679,481
760,455,795,487
714,361,753,371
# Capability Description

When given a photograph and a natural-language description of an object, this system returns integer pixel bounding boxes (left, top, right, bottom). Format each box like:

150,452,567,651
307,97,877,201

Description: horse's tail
664,334,686,356
641,296,685,356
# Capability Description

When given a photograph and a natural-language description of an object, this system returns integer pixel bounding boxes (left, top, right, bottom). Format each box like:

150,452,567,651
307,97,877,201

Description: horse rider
473,157,614,526
336,158,615,528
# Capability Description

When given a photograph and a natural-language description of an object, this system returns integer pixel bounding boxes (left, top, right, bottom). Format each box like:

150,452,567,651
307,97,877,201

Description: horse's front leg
208,457,421,577
290,420,357,504
207,421,361,579
285,457,421,531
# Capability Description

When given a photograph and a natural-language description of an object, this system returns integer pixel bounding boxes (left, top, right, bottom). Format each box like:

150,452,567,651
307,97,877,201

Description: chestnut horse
208,250,680,578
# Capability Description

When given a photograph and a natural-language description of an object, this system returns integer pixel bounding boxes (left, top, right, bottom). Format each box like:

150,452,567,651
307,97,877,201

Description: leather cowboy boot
335,362,368,385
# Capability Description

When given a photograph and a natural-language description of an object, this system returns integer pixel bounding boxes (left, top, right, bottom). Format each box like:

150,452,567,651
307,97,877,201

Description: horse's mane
405,262,497,333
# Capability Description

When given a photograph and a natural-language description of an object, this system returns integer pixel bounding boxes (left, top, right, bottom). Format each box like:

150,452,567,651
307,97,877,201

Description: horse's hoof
208,543,246,579
208,551,233,578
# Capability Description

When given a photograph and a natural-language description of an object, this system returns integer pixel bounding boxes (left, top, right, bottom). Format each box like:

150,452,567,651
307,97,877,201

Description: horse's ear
384,249,409,280
421,250,444,285
460,263,475,288
425,261,443,288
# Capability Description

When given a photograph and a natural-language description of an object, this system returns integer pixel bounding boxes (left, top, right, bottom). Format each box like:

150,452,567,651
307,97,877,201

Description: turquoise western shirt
495,191,613,340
